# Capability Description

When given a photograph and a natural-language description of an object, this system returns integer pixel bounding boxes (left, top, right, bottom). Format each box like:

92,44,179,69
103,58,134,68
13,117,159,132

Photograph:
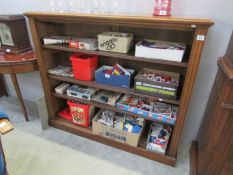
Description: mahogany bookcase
25,12,213,166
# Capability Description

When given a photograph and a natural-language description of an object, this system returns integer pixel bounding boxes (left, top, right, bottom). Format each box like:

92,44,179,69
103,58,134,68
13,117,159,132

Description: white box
135,39,186,62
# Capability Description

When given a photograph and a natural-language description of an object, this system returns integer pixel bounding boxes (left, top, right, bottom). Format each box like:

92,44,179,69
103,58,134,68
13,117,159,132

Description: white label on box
197,35,205,41
105,74,110,78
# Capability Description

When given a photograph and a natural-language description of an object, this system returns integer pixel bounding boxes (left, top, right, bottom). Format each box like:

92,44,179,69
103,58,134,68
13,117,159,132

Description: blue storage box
95,65,135,88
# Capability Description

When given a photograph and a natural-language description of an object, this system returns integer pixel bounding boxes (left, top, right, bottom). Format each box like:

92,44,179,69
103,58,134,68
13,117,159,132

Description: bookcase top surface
24,12,214,27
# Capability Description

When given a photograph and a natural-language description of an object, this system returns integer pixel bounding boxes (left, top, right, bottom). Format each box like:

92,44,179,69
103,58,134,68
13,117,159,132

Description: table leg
0,75,8,97
10,73,29,121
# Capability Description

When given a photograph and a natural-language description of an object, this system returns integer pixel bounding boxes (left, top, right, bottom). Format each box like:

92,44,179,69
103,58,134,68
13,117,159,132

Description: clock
0,15,32,54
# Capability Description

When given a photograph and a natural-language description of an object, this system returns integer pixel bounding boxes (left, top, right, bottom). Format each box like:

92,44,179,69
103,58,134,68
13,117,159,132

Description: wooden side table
0,51,38,121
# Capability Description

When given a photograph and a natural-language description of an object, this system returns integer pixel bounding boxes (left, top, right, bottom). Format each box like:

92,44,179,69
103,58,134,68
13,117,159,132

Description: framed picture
0,23,14,46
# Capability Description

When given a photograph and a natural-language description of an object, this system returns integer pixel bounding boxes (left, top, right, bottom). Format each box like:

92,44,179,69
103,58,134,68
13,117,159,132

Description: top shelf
24,12,214,28
42,44,188,68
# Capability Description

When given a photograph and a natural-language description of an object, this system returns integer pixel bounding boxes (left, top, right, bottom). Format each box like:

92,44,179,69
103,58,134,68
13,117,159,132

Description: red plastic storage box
67,100,95,127
58,107,72,121
70,53,98,81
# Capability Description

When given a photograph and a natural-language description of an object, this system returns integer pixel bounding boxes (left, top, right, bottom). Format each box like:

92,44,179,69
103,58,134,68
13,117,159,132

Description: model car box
92,110,144,147
95,65,135,88
146,123,172,154
98,32,133,53
135,39,186,62
92,90,122,106
116,95,178,125
134,68,180,100
67,101,95,127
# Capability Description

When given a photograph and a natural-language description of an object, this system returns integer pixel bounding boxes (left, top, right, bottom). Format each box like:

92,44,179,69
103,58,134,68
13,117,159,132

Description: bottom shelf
49,117,176,166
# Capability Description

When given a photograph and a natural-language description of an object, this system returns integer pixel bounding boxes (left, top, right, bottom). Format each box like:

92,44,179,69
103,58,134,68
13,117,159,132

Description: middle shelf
52,92,176,126
48,74,180,106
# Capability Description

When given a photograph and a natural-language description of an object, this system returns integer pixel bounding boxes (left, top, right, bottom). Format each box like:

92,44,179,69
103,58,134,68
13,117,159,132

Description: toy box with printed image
134,68,180,100
116,95,178,125
92,109,145,147
146,123,172,154
98,32,133,53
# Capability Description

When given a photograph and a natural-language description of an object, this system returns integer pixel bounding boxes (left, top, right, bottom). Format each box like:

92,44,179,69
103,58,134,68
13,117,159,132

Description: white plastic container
135,39,186,62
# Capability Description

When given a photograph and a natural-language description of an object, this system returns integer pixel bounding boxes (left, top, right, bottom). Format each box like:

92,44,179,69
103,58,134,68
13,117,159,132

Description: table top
0,51,36,65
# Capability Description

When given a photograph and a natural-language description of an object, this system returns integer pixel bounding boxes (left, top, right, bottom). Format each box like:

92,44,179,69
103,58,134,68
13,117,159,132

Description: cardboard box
92,110,144,147
95,65,135,89
116,95,178,125
98,32,133,53
135,39,186,62
134,68,180,100
146,123,172,154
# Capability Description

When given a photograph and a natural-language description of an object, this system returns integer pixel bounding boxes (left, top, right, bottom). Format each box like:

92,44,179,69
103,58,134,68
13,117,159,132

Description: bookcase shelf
26,12,213,166
48,74,180,105
42,44,189,68
52,92,176,125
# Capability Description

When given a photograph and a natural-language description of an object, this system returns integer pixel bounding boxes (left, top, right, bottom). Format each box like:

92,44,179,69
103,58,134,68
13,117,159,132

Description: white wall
181,0,233,144
0,0,232,144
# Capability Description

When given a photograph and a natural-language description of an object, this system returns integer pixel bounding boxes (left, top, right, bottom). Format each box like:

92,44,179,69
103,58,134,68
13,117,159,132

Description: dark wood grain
190,141,197,175
0,15,31,54
0,75,8,97
25,13,213,166
226,31,233,63
10,73,29,121
167,27,210,157
191,56,233,175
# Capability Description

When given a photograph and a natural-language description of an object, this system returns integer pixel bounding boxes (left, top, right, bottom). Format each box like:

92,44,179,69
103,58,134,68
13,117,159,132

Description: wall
181,0,233,144
0,0,232,145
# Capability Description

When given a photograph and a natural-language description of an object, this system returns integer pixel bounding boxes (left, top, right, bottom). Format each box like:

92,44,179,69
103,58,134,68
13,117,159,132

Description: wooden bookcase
25,12,213,166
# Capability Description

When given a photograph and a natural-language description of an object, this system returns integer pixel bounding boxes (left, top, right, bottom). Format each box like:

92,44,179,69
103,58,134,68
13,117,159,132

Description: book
0,119,13,135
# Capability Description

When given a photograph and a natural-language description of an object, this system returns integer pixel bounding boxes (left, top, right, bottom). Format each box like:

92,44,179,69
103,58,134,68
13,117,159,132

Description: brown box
98,32,133,53
92,110,144,147
134,68,180,100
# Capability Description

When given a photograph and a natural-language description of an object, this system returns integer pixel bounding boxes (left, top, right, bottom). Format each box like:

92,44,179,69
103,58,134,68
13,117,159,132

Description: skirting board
36,95,49,129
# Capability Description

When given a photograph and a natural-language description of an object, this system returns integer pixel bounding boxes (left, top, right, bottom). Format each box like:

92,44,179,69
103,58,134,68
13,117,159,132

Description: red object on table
70,53,98,81
153,0,171,16
67,100,92,127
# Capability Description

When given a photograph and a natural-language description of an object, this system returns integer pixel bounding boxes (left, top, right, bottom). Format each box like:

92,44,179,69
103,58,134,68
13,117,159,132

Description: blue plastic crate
95,65,135,89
